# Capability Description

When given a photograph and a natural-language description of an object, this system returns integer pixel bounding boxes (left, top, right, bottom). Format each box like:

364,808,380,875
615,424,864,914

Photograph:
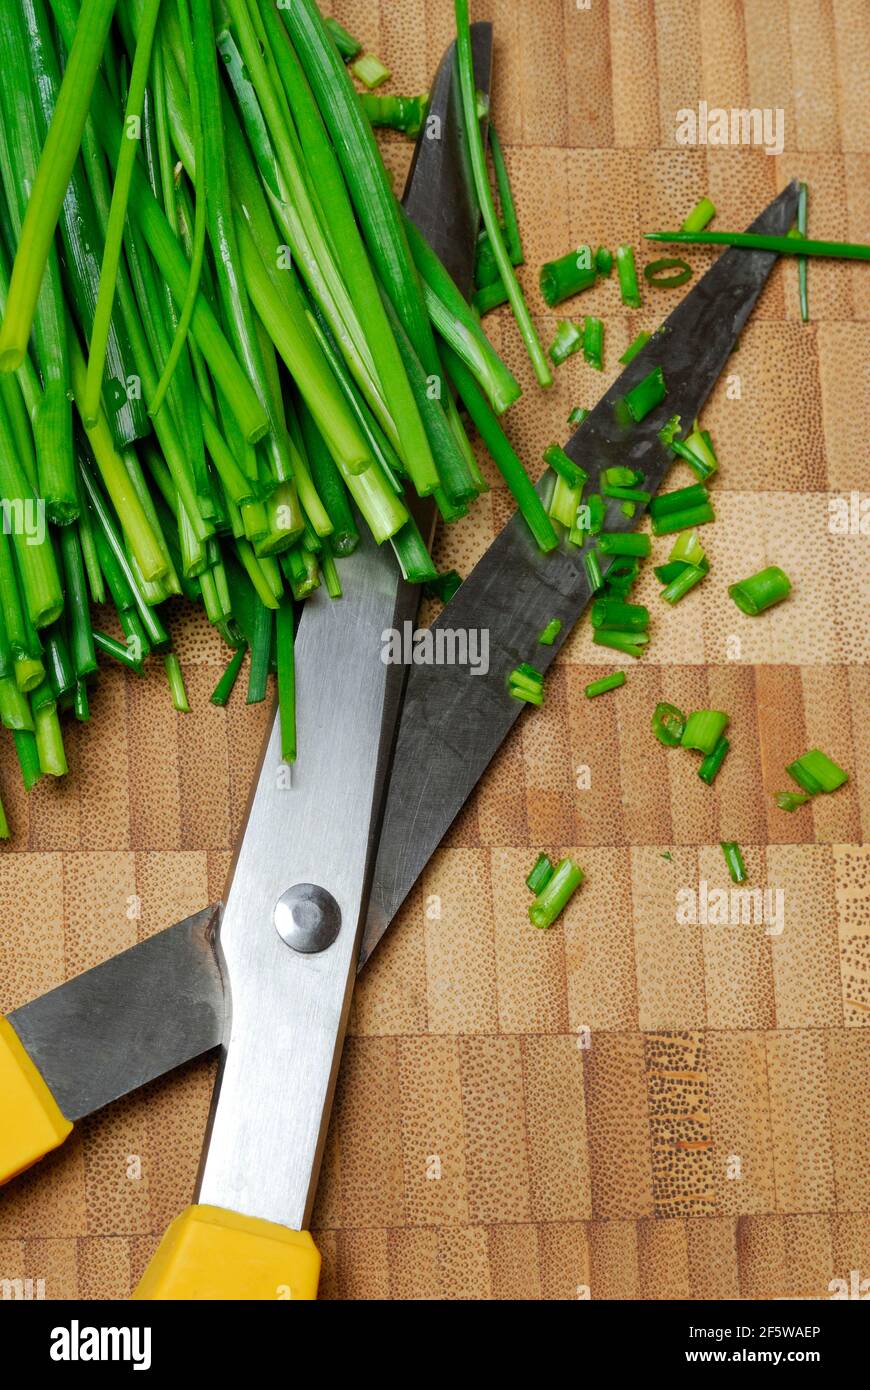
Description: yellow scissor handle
132,1204,321,1300
0,1017,73,1184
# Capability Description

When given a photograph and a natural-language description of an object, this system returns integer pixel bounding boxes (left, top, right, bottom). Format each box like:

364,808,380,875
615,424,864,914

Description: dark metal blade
403,22,492,296
7,908,223,1121
359,180,799,967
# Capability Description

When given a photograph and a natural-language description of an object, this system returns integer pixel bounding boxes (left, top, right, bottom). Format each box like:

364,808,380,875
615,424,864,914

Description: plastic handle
132,1204,321,1300
0,1017,73,1184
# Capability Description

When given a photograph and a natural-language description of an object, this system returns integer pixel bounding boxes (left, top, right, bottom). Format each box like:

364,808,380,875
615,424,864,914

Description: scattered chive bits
615,244,642,308
728,566,792,615
582,316,604,370
682,710,730,756
539,246,597,307
775,790,811,812
619,330,650,366
538,619,562,646
543,444,587,490
548,320,583,365
325,16,362,61
595,246,613,275
585,671,626,698
509,663,544,706
681,197,716,233
698,737,730,785
528,857,584,929
526,853,554,895
786,749,849,795
567,406,589,428
350,53,392,90
622,366,667,423
644,257,692,288
651,702,686,747
720,841,748,884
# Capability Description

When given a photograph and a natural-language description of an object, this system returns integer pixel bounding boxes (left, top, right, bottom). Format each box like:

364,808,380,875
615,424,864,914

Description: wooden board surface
2,0,870,1300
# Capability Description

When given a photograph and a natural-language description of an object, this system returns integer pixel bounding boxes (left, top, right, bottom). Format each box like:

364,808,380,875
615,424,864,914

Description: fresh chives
32,683,67,775
728,566,792,616
775,790,811,813
682,710,729,757
13,728,41,788
543,444,587,491
616,244,641,308
698,736,729,785
538,619,562,646
1,677,35,730
583,548,604,594
0,792,8,839
539,248,597,307
684,428,719,480
643,257,692,288
0,395,64,629
645,229,870,260
454,0,551,387
681,197,716,233
324,16,360,62
786,749,849,795
720,841,748,885
275,596,296,763
362,92,429,139
509,684,543,707
669,528,706,567
601,484,651,504
472,282,509,316
651,702,686,747
549,320,583,365
593,629,648,658
585,671,626,699
583,316,604,371
526,853,554,895
661,562,707,604
649,483,709,519
351,54,391,90
210,642,247,706
651,502,715,537
93,630,145,673
598,532,651,558
623,366,667,423
567,406,589,428
528,857,583,929
246,598,273,706
619,330,650,366
595,246,613,275
488,121,523,266
73,679,90,722
797,182,809,323
591,597,649,632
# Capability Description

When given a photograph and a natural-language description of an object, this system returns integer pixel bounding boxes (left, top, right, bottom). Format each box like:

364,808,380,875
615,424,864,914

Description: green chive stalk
645,230,870,260
276,596,296,763
32,683,67,776
0,399,63,630
528,858,584,928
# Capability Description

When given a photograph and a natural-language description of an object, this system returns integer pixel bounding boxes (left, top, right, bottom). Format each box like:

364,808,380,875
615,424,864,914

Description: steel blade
360,180,799,967
7,908,223,1121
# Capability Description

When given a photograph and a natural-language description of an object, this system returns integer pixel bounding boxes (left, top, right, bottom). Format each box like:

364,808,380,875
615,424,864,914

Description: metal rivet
274,884,341,954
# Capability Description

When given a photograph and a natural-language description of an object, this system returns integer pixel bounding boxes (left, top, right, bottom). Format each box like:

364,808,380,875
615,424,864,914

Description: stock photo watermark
676,880,785,936
1,496,46,546
381,620,490,674
675,101,784,156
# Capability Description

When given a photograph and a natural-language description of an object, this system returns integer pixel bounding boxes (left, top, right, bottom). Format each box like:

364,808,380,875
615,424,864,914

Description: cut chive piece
720,841,748,884
661,563,707,604
649,484,709,519
510,663,544,689
93,630,145,673
454,1,551,387
593,629,648,658
651,502,715,536
591,598,649,632
683,428,719,480
163,653,190,713
651,702,686,747
682,710,730,756
595,246,613,275
786,749,849,795
585,671,626,699
623,366,667,423
13,728,41,789
0,791,7,839
362,92,429,138
643,257,692,288
276,597,296,764
488,120,523,266
473,282,509,315
442,344,558,553
728,566,792,616
681,197,716,233
699,736,730,785
33,690,67,777
509,683,543,707
602,466,643,488
583,316,604,371
597,532,651,558
325,16,361,61
549,474,583,529
538,619,562,646
528,857,584,929
583,548,604,594
619,330,650,366
797,181,809,323
548,320,583,365
425,571,463,605
351,53,391,90
543,444,587,491
601,485,651,504
616,244,642,308
669,528,706,567
246,601,273,705
655,560,691,584
210,642,247,707
567,406,589,428
644,229,870,260
526,853,554,895
539,247,597,307
775,790,811,813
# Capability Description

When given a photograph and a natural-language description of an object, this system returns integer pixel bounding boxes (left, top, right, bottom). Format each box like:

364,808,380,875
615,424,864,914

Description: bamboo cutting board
1,0,869,1301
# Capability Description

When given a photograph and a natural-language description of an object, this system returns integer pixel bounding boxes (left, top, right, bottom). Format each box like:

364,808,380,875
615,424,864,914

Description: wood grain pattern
0,0,868,1300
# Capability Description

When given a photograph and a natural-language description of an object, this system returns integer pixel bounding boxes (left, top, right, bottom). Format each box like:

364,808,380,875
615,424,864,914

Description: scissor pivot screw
274,884,341,954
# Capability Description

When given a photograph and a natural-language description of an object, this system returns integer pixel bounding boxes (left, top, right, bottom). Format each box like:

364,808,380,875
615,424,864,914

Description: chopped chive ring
681,197,716,233
593,629,648,658
649,484,709,519
651,502,715,537
595,246,613,275
567,406,589,428
543,444,587,491
699,736,730,785
528,857,584,929
591,597,649,632
539,247,597,307
661,562,707,604
623,366,667,423
538,619,562,646
351,54,392,90
643,257,692,288
585,671,626,699
786,749,849,795
775,790,811,812
583,548,604,593
721,841,748,885
619,330,650,366
526,853,554,895
598,532,651,558
549,320,583,365
652,702,686,747
728,566,792,616
616,244,641,308
583,316,604,370
682,710,729,756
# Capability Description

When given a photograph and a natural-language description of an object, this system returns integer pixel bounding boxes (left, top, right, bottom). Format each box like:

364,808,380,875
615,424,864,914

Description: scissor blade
359,180,800,967
7,909,223,1121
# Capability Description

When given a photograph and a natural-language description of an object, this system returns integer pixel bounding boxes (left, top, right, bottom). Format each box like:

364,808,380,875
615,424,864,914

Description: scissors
0,22,797,1299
